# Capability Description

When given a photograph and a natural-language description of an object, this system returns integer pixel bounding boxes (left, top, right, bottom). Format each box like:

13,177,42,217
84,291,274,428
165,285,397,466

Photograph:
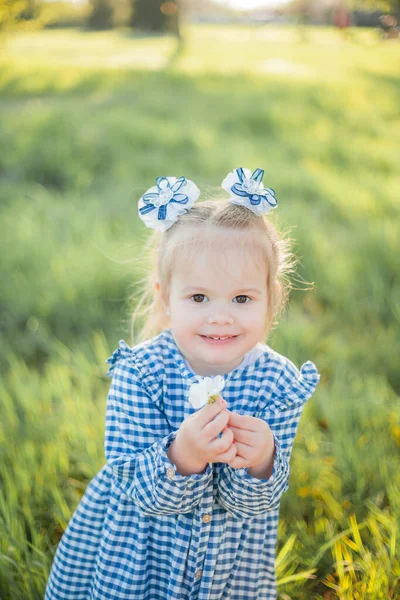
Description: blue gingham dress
45,328,320,600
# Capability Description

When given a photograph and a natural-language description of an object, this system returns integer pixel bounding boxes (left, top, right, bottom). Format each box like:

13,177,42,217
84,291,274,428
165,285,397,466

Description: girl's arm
215,404,301,519
105,357,213,516
215,361,320,520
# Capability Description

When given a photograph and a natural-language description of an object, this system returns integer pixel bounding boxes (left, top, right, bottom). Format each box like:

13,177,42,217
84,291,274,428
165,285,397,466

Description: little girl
45,168,320,600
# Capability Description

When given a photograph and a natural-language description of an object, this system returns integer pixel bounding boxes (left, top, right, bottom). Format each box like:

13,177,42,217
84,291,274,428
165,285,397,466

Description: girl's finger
202,411,229,441
213,443,237,463
197,399,227,429
227,412,258,431
210,427,235,452
228,426,252,446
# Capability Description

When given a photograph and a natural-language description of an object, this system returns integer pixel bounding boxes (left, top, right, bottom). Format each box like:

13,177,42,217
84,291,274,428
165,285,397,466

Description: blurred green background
1,0,400,598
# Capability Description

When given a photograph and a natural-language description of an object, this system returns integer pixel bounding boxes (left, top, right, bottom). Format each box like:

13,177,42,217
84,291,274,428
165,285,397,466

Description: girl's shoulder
249,342,321,410
105,329,178,381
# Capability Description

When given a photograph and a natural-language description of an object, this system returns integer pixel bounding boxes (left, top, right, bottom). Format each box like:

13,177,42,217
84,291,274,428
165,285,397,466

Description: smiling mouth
200,335,239,341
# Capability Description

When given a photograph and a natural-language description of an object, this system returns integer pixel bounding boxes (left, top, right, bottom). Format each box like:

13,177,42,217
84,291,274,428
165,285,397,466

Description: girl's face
162,236,269,376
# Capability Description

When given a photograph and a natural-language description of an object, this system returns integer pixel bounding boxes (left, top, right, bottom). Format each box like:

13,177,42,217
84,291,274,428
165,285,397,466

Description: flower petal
188,381,207,409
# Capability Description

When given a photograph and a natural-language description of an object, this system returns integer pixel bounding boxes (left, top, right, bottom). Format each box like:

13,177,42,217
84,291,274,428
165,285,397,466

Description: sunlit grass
2,25,399,81
1,335,399,599
0,24,399,599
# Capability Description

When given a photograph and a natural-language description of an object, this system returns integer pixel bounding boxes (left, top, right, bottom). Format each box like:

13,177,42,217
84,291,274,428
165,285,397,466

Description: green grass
0,24,399,599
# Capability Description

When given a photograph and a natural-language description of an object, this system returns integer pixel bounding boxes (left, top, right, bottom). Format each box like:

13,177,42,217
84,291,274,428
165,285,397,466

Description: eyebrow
181,286,262,295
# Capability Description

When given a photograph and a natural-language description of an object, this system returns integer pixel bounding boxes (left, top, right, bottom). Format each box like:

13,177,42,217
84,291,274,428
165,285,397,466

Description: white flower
221,167,277,216
188,375,225,410
138,176,200,232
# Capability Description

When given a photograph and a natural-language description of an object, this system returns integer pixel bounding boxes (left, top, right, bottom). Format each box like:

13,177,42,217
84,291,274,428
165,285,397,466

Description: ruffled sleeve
105,340,134,377
104,341,213,516
269,360,320,412
215,358,320,519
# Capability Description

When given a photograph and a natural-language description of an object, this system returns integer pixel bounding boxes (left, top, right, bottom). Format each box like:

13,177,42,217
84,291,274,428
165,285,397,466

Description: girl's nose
207,314,234,325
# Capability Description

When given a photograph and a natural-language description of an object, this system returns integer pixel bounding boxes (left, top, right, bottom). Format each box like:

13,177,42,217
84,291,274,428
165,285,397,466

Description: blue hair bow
221,168,277,216
138,176,200,232
137,168,277,231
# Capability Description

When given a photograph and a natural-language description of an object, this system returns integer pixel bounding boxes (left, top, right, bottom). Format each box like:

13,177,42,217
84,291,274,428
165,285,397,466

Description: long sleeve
216,360,320,519
105,349,213,517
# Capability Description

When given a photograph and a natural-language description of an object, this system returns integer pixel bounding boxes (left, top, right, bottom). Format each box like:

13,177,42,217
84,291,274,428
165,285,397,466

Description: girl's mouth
200,335,238,345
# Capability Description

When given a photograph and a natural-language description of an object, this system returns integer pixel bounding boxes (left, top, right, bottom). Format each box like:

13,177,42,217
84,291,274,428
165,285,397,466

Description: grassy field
0,24,399,599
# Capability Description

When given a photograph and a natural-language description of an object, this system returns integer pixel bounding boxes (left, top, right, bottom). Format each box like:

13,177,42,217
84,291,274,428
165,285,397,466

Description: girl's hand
172,397,237,473
223,412,275,473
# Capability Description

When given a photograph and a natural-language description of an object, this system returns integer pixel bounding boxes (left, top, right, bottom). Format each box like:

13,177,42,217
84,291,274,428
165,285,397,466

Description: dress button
166,467,175,478
202,514,211,523
195,569,203,579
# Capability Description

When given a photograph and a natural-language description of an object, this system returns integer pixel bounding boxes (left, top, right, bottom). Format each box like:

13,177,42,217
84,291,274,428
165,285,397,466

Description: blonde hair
129,198,302,346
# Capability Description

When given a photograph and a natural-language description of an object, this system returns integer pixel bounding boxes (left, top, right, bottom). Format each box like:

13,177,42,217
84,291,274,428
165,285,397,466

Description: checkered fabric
45,328,320,600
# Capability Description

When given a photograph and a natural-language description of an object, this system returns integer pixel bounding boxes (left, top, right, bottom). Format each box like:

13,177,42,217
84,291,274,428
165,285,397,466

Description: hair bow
138,176,200,232
138,168,277,231
221,168,277,216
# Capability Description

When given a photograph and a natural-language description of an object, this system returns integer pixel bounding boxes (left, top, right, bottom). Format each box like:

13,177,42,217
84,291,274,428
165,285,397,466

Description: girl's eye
190,294,250,304
191,294,207,303
234,295,250,304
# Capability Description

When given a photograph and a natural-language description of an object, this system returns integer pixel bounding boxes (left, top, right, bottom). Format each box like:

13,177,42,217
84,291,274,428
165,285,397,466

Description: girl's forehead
172,233,267,286
174,227,264,259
